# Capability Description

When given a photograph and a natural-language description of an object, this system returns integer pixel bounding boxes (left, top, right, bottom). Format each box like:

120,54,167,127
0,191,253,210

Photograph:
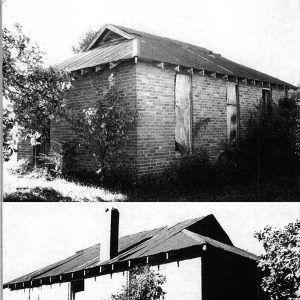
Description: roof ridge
183,229,257,260
111,24,211,53
109,216,207,260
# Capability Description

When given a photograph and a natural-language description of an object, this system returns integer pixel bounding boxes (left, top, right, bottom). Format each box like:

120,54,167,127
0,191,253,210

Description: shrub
7,158,32,176
166,148,216,191
134,148,217,196
61,140,77,174
38,151,64,177
255,220,300,299
216,140,257,184
73,85,137,181
217,96,299,185
248,97,298,178
111,265,166,300
102,159,138,191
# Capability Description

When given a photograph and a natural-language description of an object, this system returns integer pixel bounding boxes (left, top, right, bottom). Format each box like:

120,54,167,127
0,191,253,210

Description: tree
254,220,300,299
248,96,299,177
111,265,166,300
73,84,137,178
2,24,72,157
72,29,97,53
218,95,300,183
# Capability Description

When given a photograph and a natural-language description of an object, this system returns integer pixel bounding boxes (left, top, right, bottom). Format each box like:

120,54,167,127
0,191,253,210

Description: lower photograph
2,202,300,300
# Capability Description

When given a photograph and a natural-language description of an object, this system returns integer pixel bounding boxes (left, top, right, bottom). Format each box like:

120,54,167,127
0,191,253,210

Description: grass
127,181,299,202
3,159,299,202
3,160,126,202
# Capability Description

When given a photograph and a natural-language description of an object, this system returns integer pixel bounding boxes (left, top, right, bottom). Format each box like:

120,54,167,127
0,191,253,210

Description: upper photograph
3,0,300,202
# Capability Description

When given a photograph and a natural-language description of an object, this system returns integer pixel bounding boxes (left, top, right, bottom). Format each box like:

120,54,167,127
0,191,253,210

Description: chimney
100,208,119,262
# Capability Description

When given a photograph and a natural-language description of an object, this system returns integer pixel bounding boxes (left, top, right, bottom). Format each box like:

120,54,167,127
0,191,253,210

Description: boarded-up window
226,83,239,141
175,74,191,151
261,89,272,112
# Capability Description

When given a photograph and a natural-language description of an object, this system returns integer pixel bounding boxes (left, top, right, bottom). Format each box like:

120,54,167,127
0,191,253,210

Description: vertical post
69,282,75,300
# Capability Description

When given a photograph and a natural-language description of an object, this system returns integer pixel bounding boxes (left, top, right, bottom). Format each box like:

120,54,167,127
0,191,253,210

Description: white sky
2,0,300,86
2,0,300,293
3,202,300,283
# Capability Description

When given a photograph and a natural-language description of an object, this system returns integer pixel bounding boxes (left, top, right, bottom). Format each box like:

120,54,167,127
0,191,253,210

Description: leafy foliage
247,96,299,177
6,158,33,176
165,147,215,191
73,86,137,179
2,24,72,156
72,29,97,53
3,99,17,160
38,151,64,177
255,221,300,299
217,96,299,184
290,89,300,157
111,265,166,300
132,147,216,198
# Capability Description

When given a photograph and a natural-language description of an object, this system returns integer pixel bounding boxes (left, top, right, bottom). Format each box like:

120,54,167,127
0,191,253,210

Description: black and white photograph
2,0,299,201
1,0,300,300
2,203,300,299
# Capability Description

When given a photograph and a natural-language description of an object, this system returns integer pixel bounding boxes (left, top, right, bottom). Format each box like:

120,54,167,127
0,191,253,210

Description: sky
3,202,300,283
2,0,300,86
2,0,300,296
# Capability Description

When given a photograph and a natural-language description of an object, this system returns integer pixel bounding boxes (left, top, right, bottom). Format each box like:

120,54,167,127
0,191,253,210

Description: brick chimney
100,208,119,262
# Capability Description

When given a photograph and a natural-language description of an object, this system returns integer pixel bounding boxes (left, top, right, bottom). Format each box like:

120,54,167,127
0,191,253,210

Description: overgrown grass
3,152,299,202
3,159,126,202
126,180,299,202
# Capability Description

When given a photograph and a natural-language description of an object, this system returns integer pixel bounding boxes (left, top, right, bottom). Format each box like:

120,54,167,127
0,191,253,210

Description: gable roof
3,214,257,291
55,24,295,89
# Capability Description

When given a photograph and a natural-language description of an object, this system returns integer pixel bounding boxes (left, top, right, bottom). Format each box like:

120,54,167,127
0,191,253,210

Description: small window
226,83,239,142
261,89,272,113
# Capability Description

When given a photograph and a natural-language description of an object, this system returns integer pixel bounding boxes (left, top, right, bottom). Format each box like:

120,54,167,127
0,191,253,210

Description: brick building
18,24,295,175
3,210,268,300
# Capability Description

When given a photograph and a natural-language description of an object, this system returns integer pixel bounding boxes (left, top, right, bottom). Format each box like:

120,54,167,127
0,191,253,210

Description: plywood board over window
226,82,239,142
175,74,191,151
